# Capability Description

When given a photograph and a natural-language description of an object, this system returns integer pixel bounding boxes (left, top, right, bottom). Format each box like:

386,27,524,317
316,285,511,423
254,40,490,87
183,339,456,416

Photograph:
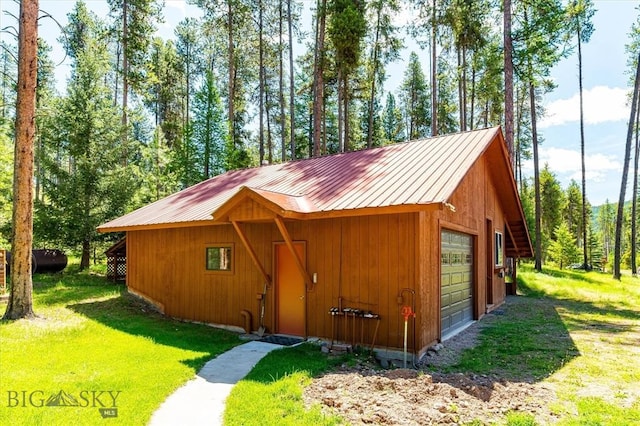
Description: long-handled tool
257,282,267,337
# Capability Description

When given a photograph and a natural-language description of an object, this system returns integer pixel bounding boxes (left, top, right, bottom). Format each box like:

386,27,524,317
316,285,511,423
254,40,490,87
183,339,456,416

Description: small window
206,245,233,272
494,232,503,267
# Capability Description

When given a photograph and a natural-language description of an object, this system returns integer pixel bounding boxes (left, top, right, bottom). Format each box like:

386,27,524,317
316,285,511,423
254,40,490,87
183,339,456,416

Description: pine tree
566,0,595,270
513,0,569,270
0,41,17,126
328,0,367,152
399,52,430,140
0,122,12,247
540,164,566,262
4,0,38,320
564,179,584,244
144,38,185,149
136,126,178,203
381,93,404,144
549,222,580,269
364,0,402,148
40,2,136,270
107,0,163,164
191,70,229,182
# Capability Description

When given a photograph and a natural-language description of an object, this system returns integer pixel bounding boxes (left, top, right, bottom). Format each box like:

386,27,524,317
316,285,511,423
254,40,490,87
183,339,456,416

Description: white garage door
441,230,473,339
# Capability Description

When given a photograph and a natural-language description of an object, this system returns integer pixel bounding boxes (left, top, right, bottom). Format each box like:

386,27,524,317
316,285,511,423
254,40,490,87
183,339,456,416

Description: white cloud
522,147,621,183
540,86,629,128
166,0,187,14
393,3,415,27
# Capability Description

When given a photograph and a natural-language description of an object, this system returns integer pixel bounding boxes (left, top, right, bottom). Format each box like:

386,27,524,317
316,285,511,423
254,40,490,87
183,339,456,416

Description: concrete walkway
149,340,282,426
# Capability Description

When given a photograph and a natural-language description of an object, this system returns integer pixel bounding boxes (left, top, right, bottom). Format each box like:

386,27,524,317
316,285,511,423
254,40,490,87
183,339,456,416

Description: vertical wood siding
127,213,418,350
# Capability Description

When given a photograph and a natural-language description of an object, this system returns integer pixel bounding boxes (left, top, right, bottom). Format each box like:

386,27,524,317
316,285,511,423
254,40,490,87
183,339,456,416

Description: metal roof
99,126,529,254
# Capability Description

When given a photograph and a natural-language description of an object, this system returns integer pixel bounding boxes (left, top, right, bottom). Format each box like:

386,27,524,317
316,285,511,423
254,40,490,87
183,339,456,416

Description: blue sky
531,1,638,207
1,0,638,206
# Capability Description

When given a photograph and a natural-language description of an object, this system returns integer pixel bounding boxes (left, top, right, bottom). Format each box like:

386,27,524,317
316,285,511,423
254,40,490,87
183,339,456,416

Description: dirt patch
304,367,557,425
303,298,560,425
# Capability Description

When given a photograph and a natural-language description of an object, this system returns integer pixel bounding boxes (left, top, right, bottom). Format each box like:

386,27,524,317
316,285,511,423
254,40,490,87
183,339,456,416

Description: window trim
205,243,235,274
494,231,504,268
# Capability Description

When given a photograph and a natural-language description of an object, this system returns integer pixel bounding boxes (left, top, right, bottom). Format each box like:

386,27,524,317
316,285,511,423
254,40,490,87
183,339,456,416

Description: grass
512,264,640,424
0,266,242,425
223,343,349,426
448,295,578,381
2,262,640,425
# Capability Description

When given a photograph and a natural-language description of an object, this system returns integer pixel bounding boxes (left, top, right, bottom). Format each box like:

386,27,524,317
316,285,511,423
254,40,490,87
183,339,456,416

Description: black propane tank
5,249,68,275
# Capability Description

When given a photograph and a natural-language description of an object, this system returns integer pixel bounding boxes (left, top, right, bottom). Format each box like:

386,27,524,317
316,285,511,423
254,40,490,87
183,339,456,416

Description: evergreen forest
0,0,639,276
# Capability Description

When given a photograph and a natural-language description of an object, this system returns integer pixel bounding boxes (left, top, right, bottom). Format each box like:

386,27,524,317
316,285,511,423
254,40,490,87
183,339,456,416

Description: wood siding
417,151,509,354
127,213,418,350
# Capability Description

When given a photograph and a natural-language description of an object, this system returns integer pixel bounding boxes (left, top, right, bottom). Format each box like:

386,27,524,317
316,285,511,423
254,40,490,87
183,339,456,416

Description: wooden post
274,216,314,290
231,221,272,287
0,249,6,293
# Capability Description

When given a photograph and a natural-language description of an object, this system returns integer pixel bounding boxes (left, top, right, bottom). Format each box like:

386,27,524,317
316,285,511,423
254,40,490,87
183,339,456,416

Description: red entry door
275,243,306,336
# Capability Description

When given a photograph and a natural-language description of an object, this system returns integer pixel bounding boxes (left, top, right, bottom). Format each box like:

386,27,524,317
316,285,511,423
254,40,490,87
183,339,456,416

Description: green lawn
0,268,241,425
517,265,640,425
224,343,348,426
2,263,639,425
224,264,640,425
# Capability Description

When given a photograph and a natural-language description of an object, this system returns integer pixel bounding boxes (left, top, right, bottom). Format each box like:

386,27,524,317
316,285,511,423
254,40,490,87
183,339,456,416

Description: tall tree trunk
457,47,463,131
614,52,640,280
470,65,476,131
338,71,343,152
312,0,326,157
259,0,265,164
504,0,514,162
515,84,525,188
228,0,235,148
4,0,38,320
81,238,90,270
462,46,467,131
266,85,273,163
631,102,639,275
344,78,350,151
114,42,120,107
578,25,589,269
431,0,437,136
279,0,286,161
288,0,296,159
530,81,542,272
185,42,191,153
204,68,213,178
121,0,129,165
367,4,382,148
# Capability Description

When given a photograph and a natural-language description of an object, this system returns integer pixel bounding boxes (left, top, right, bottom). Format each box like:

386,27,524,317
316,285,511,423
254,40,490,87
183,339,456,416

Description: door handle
299,295,305,300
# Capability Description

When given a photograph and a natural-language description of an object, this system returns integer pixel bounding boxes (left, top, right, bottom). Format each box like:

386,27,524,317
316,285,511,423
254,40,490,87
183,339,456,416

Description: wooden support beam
504,221,520,258
274,216,314,290
231,221,271,287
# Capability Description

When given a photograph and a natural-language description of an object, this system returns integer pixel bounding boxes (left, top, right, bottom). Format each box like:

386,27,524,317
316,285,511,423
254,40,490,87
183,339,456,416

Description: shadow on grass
68,292,241,372
442,294,580,383
538,267,606,284
518,268,640,323
441,269,639,386
242,343,349,384
31,271,123,307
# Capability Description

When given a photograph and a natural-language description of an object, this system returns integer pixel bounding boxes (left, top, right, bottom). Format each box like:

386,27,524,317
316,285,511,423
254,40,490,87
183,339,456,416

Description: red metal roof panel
98,127,502,231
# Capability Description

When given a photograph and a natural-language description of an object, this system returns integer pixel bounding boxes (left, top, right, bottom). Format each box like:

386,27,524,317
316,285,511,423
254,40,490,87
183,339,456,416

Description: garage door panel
441,230,473,338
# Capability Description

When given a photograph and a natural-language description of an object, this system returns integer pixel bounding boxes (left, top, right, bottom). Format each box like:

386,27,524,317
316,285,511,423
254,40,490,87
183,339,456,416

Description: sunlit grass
0,266,241,425
224,343,348,426
518,263,640,425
